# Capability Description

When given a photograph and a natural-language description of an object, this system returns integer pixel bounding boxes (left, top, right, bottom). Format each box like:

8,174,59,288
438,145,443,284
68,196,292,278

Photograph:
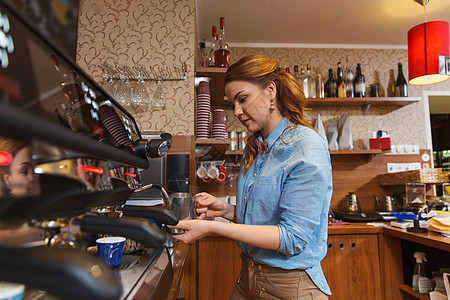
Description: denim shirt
235,118,333,295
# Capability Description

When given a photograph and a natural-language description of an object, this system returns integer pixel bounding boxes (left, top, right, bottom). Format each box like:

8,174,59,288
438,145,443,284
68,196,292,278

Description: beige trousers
230,253,328,300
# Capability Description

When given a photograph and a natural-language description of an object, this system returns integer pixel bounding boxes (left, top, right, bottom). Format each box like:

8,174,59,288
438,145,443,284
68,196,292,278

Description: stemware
99,64,115,97
131,65,150,109
114,66,132,108
152,80,166,108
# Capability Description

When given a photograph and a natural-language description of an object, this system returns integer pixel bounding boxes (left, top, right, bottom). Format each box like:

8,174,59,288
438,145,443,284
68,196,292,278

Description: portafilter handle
80,215,166,248
130,133,172,159
0,246,121,300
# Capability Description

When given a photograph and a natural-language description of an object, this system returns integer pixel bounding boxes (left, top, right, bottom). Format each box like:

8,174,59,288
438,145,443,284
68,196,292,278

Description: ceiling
195,0,450,48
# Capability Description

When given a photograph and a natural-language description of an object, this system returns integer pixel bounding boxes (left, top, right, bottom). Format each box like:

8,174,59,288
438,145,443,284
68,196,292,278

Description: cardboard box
369,137,391,150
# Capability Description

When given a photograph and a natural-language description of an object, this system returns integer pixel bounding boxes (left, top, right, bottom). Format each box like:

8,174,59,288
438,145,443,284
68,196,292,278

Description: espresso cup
207,163,219,180
216,166,227,183
196,163,208,179
96,236,126,268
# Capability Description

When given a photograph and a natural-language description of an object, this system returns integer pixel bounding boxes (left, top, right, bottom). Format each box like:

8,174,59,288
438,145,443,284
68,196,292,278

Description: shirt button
244,196,247,200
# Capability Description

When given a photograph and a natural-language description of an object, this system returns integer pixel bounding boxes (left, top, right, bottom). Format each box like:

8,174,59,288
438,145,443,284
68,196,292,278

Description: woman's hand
168,219,210,244
195,192,234,221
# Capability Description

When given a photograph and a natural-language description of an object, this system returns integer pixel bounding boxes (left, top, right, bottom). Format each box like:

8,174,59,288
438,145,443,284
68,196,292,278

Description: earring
270,101,275,111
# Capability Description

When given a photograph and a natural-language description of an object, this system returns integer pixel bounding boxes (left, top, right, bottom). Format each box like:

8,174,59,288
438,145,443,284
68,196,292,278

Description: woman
0,138,36,197
171,55,332,299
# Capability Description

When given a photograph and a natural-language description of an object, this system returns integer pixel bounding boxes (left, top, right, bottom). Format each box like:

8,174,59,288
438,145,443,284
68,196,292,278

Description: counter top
328,223,450,252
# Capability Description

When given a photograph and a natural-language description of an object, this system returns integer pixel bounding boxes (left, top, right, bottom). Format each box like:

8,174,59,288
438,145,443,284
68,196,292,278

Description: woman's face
225,80,279,137
2,147,35,196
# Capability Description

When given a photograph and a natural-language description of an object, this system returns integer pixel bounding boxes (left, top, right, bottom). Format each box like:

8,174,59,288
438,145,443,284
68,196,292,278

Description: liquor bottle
284,65,291,75
336,62,346,98
51,55,83,106
208,26,218,67
354,63,366,97
316,73,325,98
214,17,230,67
387,69,396,97
299,68,306,92
325,69,337,98
395,63,408,97
199,40,208,67
344,57,354,98
303,64,316,98
293,65,300,82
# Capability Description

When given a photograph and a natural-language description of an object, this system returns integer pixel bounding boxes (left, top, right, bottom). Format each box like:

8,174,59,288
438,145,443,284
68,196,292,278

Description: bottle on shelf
214,17,230,67
316,73,325,98
199,40,208,67
336,62,346,98
354,63,366,97
395,62,408,97
293,65,300,82
303,64,316,98
325,68,337,98
387,69,396,97
284,65,291,75
412,252,432,295
299,68,306,92
208,25,218,67
344,56,354,98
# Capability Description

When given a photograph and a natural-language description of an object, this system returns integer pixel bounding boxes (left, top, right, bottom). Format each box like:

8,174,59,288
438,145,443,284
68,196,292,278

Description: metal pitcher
374,195,399,212
342,192,361,212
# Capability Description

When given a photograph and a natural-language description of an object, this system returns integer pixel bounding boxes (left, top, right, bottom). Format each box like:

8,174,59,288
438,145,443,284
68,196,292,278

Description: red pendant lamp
407,1,450,85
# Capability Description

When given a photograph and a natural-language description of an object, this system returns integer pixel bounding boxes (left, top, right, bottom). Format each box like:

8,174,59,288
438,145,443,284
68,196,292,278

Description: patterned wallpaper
225,47,450,150
77,2,449,148
76,0,196,135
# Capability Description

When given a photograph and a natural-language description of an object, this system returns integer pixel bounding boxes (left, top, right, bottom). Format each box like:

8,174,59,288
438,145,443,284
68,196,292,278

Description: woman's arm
170,220,280,250
195,192,236,222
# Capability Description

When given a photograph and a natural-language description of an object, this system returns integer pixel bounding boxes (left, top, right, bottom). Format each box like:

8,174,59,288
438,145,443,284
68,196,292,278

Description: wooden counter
167,242,195,300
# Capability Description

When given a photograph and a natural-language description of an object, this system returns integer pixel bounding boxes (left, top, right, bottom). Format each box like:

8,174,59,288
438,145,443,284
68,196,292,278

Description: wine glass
131,66,149,109
406,183,428,233
114,69,132,108
152,80,166,108
100,64,115,97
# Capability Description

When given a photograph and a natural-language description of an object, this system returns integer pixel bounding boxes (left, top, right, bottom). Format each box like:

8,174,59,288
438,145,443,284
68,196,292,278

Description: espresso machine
0,1,178,299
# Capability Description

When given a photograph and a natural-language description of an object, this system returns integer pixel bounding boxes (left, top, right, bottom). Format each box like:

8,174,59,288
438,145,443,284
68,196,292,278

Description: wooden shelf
195,138,230,160
224,150,243,155
306,97,421,107
399,285,430,300
329,149,390,155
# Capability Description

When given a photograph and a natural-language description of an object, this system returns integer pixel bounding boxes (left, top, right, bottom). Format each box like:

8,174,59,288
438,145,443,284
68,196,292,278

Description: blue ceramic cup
96,236,126,268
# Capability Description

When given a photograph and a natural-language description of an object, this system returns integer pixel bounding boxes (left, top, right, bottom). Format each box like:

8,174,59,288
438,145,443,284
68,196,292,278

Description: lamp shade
408,20,450,85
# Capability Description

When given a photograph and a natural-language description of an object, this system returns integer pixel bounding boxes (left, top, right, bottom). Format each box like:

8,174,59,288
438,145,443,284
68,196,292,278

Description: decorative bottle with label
344,57,354,98
303,64,316,98
337,62,346,98
214,17,230,67
395,63,408,97
354,63,366,97
325,69,337,98
208,26,218,67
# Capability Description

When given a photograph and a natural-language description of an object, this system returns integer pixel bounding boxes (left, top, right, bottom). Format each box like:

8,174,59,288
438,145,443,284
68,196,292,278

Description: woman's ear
266,81,277,101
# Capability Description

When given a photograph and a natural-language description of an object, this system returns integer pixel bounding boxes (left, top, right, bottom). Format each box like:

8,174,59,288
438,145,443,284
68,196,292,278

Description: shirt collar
257,118,290,151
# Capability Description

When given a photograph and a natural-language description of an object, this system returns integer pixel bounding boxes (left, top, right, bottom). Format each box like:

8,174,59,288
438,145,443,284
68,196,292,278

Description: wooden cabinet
321,233,383,300
197,237,241,300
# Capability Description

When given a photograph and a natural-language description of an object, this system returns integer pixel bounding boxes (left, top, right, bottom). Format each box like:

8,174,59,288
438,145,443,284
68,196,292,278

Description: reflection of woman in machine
0,138,36,197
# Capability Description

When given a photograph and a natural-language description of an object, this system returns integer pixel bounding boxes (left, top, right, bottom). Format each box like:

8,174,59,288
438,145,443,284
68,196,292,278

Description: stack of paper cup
197,81,211,139
212,109,227,139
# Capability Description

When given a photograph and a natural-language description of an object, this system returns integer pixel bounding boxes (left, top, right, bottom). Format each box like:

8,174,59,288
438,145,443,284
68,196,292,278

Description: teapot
342,192,361,212
374,195,399,212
